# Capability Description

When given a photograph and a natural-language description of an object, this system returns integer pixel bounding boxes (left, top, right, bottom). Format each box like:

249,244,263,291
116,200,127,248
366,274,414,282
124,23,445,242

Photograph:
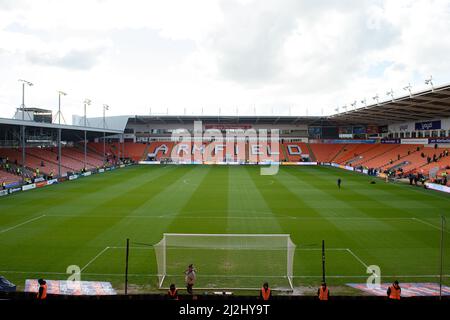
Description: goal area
154,233,296,291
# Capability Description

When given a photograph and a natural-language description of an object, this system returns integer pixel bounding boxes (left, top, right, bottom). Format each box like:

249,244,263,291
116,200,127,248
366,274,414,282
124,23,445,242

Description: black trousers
186,283,193,294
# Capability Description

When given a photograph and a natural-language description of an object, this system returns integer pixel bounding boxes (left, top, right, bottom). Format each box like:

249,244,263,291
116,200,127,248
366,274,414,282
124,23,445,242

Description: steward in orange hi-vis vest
318,283,329,300
168,284,179,300
387,281,401,300
260,282,271,300
36,279,47,300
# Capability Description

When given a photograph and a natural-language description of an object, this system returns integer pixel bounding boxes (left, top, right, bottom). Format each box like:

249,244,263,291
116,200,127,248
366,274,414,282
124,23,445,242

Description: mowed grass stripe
167,165,229,234
249,166,352,250
227,166,283,234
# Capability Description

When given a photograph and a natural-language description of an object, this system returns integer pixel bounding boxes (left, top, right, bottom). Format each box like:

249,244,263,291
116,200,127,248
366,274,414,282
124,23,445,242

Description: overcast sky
0,0,449,122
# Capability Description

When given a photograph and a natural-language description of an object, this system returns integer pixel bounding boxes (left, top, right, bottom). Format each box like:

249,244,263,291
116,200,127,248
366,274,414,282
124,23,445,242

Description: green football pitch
1,165,449,294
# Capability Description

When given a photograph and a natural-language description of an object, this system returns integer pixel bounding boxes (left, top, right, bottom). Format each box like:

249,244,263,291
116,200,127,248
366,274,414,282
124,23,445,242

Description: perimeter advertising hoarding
429,138,450,144
4,181,20,189
47,179,58,185
8,187,21,194
321,139,376,144
381,139,400,144
425,182,450,194
204,124,252,130
22,183,36,191
25,279,116,296
401,138,429,145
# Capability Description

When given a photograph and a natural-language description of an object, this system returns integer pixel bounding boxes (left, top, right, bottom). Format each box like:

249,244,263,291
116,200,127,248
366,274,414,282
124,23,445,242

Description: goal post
154,233,296,291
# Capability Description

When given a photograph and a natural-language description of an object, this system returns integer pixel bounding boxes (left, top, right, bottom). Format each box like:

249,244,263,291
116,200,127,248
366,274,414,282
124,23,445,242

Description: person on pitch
185,264,196,295
337,178,342,189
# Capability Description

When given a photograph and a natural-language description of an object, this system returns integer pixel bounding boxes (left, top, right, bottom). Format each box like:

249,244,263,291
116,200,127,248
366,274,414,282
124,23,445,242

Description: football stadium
1,85,450,301
0,1,449,312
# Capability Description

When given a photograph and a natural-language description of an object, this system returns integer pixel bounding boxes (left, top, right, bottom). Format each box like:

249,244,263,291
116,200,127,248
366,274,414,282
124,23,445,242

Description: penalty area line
411,217,450,234
80,246,110,272
346,248,369,269
0,214,46,234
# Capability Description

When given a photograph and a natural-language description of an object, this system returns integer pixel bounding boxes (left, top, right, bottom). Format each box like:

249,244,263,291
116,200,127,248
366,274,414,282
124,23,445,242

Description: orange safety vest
261,287,270,300
168,289,178,300
37,283,47,299
388,285,401,300
319,286,329,300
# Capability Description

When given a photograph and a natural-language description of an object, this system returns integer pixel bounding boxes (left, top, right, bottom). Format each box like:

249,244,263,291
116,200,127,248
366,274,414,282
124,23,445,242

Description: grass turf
0,165,449,295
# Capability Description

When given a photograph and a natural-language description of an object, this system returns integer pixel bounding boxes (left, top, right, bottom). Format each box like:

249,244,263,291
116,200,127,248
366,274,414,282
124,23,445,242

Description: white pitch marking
412,217,450,234
0,270,448,279
80,246,110,272
182,179,199,186
43,214,419,221
346,248,369,269
0,214,46,234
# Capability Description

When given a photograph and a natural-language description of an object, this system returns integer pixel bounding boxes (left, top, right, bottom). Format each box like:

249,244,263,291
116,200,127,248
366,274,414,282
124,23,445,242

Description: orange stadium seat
308,144,345,163
333,144,377,165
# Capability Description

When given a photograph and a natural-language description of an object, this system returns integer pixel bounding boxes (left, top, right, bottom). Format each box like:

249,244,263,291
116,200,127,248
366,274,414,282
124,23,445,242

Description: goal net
154,233,296,291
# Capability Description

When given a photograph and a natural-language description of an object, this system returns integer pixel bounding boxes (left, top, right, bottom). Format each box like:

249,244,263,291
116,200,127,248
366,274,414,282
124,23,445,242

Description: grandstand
1,83,450,302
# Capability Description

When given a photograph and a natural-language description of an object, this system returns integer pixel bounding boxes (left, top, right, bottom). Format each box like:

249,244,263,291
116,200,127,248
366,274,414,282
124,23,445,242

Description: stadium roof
0,117,122,141
127,115,333,126
127,84,450,127
328,83,450,126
